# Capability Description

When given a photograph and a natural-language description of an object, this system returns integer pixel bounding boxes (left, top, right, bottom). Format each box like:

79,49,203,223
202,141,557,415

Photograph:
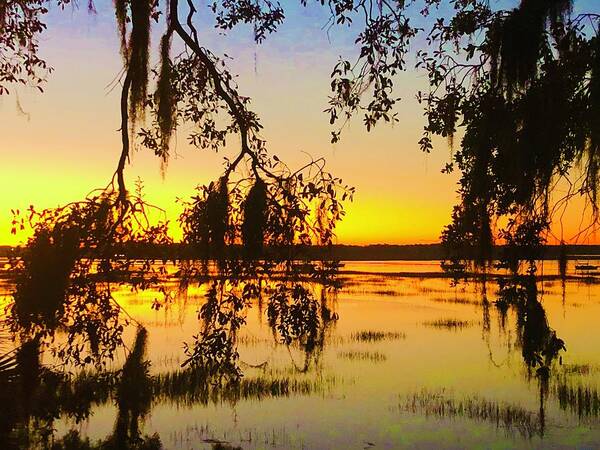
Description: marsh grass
342,286,416,297
370,289,405,296
553,380,600,418
236,335,271,345
337,350,387,362
212,443,243,450
561,363,599,376
430,297,481,305
422,319,475,330
151,355,182,369
153,369,338,406
350,330,406,342
415,285,463,295
400,390,543,439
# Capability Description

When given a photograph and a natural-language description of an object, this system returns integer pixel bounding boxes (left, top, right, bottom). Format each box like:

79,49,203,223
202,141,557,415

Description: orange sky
0,2,596,246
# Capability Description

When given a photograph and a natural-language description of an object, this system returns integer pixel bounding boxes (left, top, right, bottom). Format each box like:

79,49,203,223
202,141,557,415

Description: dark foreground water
1,260,600,449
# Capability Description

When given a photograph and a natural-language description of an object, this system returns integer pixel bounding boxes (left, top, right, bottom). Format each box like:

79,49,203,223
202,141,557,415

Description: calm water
2,260,600,449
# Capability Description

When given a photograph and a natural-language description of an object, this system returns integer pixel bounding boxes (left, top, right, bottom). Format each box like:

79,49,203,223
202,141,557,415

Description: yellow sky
0,2,596,246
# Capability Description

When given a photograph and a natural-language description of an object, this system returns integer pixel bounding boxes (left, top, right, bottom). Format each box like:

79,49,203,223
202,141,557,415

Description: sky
0,0,596,246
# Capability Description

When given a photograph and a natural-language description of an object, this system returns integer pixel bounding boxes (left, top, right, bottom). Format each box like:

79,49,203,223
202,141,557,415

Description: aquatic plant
337,351,387,363
430,296,480,306
152,368,336,407
400,389,544,439
553,379,600,419
422,319,475,330
350,330,406,342
561,363,599,376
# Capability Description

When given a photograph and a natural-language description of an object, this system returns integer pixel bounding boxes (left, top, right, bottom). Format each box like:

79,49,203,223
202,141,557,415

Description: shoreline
3,243,600,261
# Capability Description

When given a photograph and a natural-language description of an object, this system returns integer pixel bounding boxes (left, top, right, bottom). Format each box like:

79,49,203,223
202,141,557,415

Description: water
2,261,600,449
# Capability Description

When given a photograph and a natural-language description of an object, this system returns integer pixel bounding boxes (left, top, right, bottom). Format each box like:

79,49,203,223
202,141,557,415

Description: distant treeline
299,244,600,261
2,243,600,261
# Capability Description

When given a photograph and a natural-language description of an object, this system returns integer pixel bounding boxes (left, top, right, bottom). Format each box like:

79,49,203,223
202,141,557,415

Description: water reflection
1,261,600,448
400,389,544,439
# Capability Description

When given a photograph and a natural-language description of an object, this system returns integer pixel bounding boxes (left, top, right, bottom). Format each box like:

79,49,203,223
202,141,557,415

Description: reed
153,369,338,406
337,350,387,362
350,330,406,342
400,389,543,439
553,380,600,419
422,319,475,330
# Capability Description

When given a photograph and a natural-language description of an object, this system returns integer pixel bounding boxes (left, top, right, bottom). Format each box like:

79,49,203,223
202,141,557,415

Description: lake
2,260,600,449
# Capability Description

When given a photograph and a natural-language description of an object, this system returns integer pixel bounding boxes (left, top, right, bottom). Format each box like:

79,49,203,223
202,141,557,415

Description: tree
2,0,353,251
2,0,352,379
6,1,600,265
320,0,600,266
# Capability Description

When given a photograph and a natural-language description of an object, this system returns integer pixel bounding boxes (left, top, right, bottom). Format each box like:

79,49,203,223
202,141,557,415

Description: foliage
4,1,600,268
0,0,52,95
7,189,170,368
212,0,600,268
2,0,354,381
409,1,599,265
177,158,352,256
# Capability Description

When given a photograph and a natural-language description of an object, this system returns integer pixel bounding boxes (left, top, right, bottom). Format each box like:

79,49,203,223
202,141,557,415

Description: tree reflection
1,245,341,447
494,276,565,380
2,232,591,448
477,272,568,437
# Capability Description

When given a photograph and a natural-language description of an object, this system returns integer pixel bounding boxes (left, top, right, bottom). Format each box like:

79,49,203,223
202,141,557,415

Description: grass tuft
337,350,387,362
400,389,543,439
350,330,406,342
422,318,474,330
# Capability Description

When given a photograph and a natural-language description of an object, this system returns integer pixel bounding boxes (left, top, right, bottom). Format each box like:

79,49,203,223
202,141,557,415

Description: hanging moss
491,4,545,94
242,179,267,256
588,37,600,207
114,0,128,61
128,0,152,123
512,67,570,206
489,0,573,95
156,30,175,165
547,0,573,26
206,178,229,250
